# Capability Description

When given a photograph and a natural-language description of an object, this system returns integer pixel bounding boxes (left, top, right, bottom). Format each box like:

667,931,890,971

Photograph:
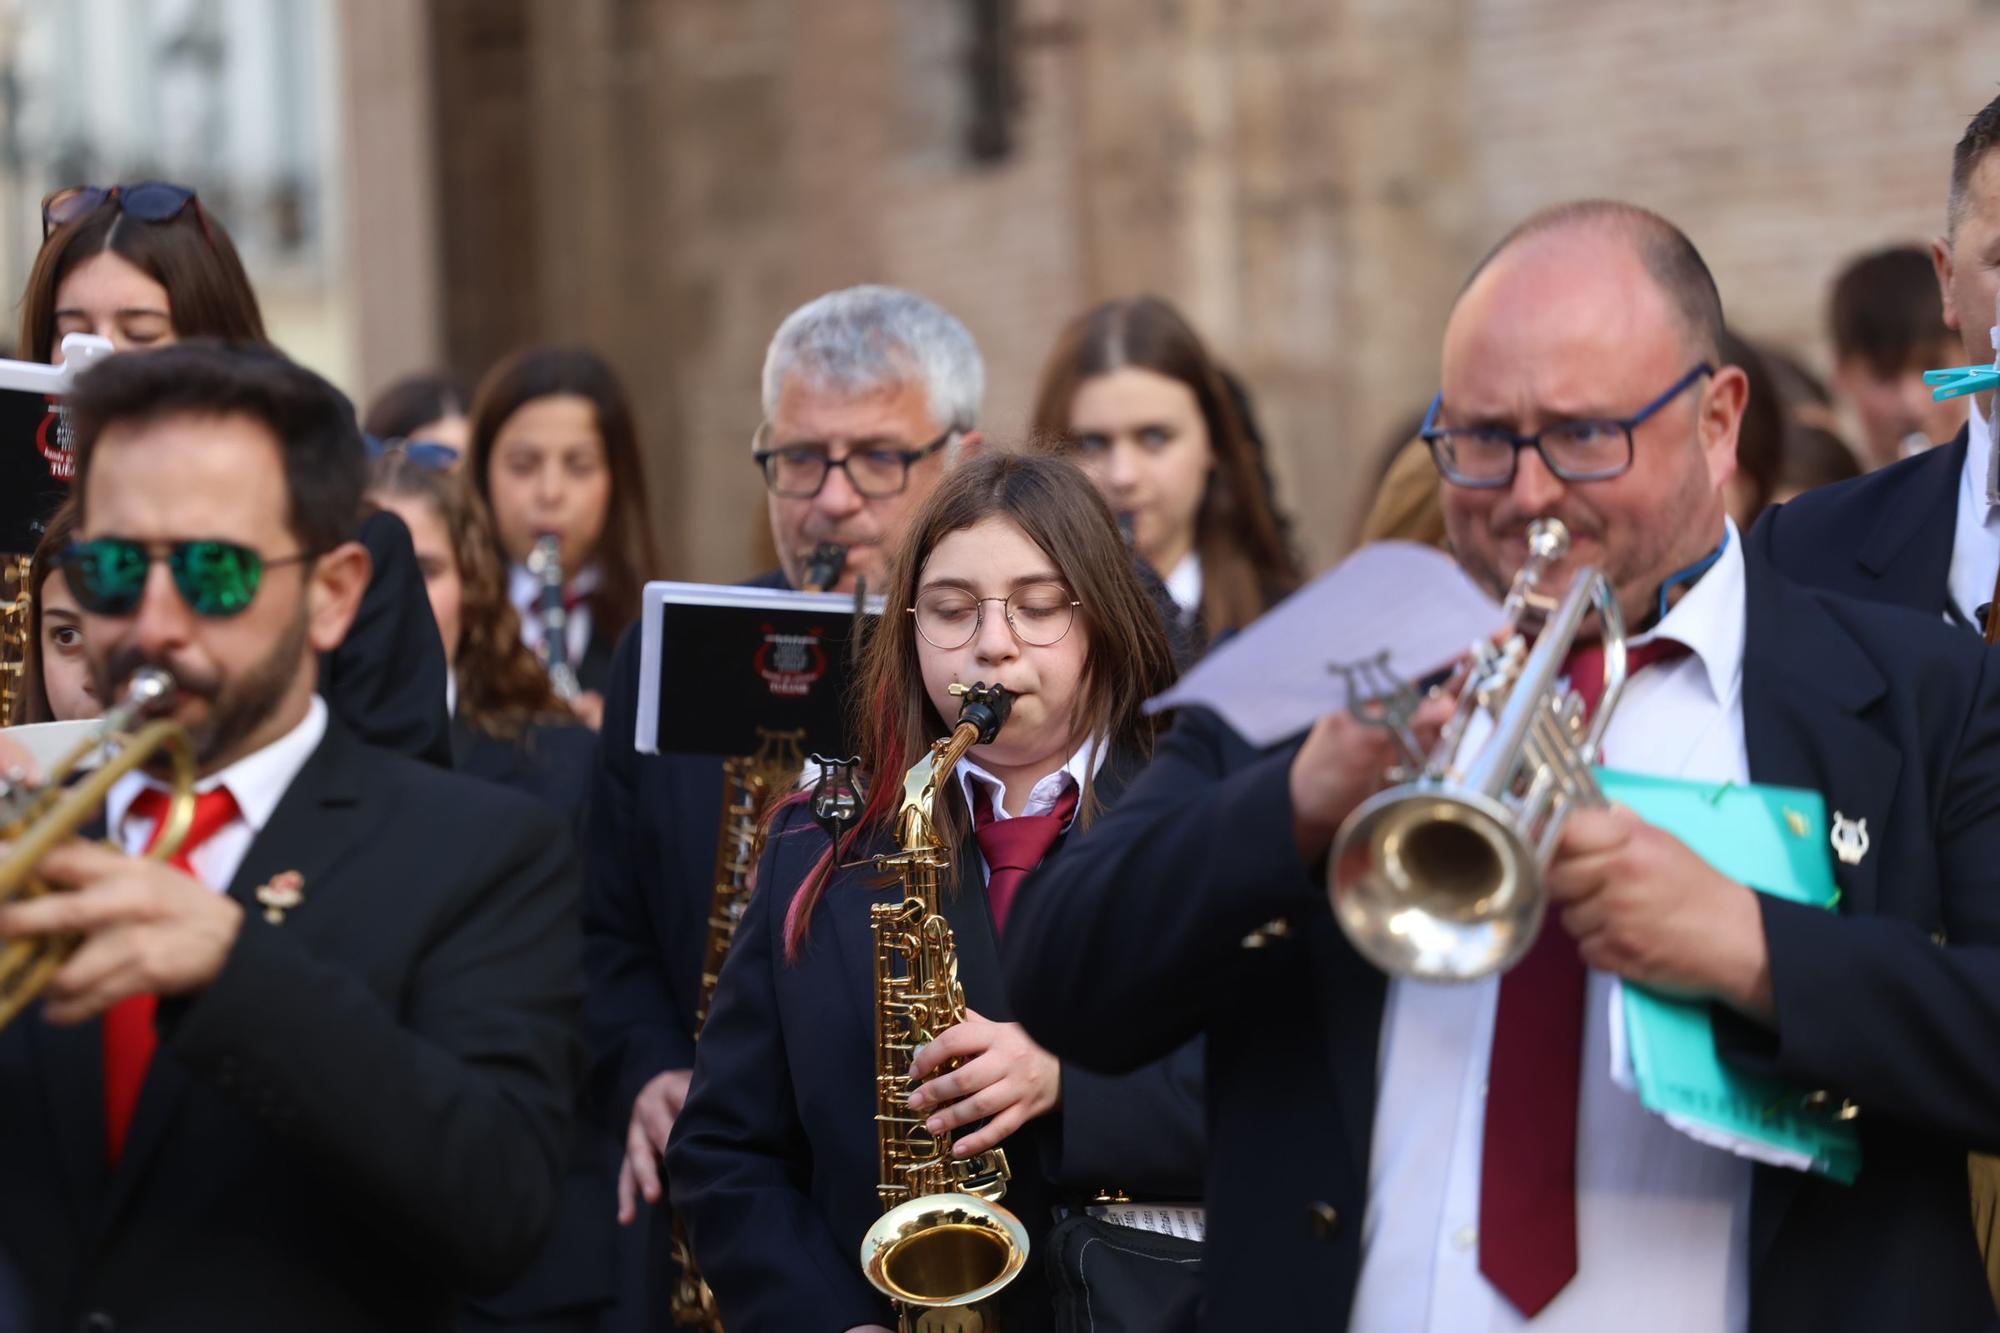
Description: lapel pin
1829,812,1870,867
1782,808,1809,839
255,870,305,925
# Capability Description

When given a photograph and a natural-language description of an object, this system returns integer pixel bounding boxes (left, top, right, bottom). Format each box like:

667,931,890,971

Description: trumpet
1329,519,1627,981
0,668,197,1029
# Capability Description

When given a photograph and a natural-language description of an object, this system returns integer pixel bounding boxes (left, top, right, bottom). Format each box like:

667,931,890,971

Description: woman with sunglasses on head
1031,296,1303,655
15,182,453,766
667,453,1207,1333
468,344,661,733
365,372,473,466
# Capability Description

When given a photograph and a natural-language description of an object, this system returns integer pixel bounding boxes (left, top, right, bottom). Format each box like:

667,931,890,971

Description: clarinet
527,532,582,700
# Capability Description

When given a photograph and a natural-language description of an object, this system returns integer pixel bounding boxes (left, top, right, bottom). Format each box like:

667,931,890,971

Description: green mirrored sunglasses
58,538,313,618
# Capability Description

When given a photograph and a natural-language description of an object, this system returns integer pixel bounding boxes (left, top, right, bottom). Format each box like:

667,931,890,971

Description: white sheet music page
1145,541,1505,746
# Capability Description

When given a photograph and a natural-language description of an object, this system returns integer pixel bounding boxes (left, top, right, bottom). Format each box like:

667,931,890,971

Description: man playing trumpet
1006,201,2000,1332
0,342,582,1333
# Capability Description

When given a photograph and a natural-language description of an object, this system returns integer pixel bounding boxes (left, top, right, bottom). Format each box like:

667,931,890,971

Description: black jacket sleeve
162,798,582,1293
666,809,890,1331
1006,708,1315,1076
321,509,453,768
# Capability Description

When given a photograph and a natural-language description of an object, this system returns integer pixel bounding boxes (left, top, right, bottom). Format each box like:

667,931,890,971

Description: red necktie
969,781,1081,937
102,784,241,1165
1478,635,1688,1316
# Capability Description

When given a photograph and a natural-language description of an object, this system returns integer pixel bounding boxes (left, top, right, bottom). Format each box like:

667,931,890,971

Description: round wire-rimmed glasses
909,582,1081,650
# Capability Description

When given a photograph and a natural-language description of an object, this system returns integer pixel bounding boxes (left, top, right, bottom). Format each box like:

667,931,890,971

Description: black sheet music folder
0,336,116,554
634,581,884,758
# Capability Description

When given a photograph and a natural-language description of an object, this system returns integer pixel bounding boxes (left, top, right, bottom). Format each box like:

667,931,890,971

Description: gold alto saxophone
861,681,1030,1333
667,725,809,1330
0,554,31,723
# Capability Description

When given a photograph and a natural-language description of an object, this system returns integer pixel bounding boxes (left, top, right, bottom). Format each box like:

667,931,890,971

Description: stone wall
372,0,2000,579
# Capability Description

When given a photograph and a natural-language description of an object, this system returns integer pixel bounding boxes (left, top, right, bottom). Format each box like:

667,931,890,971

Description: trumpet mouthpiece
1526,518,1571,562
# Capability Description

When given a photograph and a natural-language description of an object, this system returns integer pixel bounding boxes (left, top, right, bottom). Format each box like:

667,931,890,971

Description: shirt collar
108,693,329,838
508,559,602,611
1163,552,1203,620
1641,517,1744,708
957,733,1106,827
1965,397,1996,513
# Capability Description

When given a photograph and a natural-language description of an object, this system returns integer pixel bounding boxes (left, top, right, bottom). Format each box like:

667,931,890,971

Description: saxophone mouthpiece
803,542,849,592
948,681,1014,744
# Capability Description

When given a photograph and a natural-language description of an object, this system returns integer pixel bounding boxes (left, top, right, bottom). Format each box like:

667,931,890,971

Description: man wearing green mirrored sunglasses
0,341,583,1333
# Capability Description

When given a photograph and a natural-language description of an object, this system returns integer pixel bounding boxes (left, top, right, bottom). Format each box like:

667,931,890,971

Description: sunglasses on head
41,181,215,249
364,434,460,472
57,538,313,619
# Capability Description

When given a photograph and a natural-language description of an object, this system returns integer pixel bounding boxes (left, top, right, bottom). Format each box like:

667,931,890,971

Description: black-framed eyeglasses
752,424,955,499
58,538,314,619
41,181,215,250
909,583,1081,650
1422,363,1714,489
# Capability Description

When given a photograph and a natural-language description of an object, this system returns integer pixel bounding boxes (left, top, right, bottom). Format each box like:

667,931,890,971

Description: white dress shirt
1945,401,2000,628
1350,521,1754,1333
509,560,598,669
1162,553,1203,626
107,695,328,893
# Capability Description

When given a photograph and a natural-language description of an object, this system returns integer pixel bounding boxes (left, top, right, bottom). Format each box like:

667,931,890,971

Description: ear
1934,234,1961,333
304,540,373,654
952,429,987,464
1699,362,1750,490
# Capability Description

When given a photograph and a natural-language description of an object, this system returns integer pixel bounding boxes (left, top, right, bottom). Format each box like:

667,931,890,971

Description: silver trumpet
1329,518,1628,982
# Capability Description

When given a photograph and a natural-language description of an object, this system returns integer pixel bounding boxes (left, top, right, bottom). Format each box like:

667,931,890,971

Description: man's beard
96,606,311,768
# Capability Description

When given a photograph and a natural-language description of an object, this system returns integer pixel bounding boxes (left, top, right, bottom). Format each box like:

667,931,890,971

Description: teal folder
1596,769,1862,1184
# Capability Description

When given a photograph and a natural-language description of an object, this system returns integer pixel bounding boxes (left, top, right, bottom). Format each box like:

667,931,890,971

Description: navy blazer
668,754,1204,1333
453,712,598,847
0,718,582,1333
1005,546,2000,1332
1749,424,1966,619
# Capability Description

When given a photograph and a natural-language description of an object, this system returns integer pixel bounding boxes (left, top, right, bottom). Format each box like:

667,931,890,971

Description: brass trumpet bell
1331,785,1544,980
0,668,196,1030
860,1192,1030,1313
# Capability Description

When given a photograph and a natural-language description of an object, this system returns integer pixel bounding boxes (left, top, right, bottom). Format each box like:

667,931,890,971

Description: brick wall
412,0,2000,579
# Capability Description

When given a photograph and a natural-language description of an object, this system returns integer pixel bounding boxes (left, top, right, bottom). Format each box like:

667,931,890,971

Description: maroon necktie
103,784,241,1165
970,781,1081,937
1478,635,1689,1315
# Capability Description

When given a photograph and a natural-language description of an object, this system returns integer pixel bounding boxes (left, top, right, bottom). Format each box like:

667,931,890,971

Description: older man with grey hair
578,284,984,1323
756,283,986,593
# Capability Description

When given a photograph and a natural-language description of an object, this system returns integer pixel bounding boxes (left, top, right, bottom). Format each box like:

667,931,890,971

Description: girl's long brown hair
368,451,568,741
1030,295,1302,638
780,451,1178,960
467,344,661,650
18,195,266,361
9,499,81,725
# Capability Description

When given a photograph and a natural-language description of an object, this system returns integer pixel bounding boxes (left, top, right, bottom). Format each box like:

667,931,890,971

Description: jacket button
1307,1201,1340,1240
78,1312,115,1333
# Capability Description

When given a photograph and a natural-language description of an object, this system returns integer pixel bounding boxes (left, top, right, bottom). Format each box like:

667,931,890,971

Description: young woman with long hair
8,499,96,725
667,453,1203,1332
366,450,594,826
1030,295,1302,649
467,343,661,729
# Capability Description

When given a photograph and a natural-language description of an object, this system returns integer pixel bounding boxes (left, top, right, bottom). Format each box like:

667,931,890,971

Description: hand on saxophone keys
0,840,242,1025
905,1008,1062,1158
1545,804,1776,1022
